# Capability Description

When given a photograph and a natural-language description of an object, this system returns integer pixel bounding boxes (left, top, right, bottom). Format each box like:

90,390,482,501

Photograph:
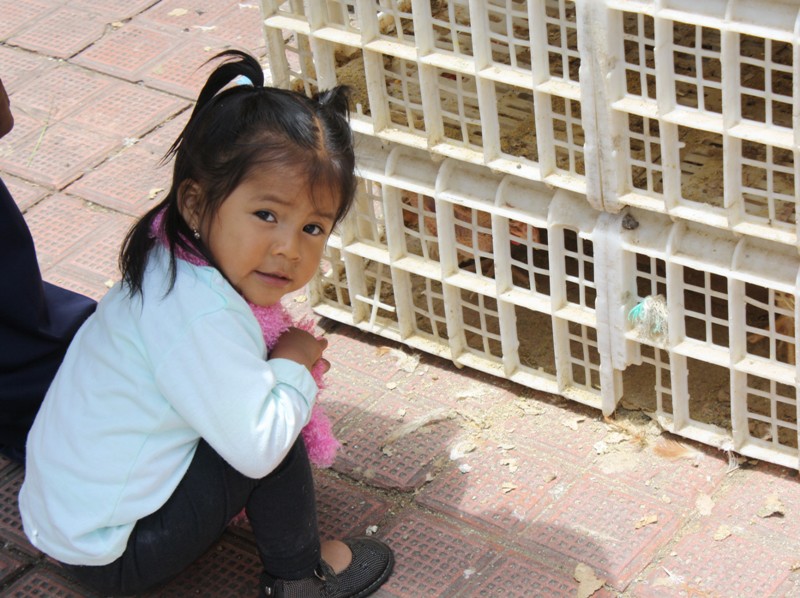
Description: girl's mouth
257,271,291,286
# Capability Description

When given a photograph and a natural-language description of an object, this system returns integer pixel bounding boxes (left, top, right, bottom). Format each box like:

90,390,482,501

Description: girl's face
185,167,339,307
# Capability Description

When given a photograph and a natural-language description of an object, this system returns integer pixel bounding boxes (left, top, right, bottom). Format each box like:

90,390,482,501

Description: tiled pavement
2,2,800,597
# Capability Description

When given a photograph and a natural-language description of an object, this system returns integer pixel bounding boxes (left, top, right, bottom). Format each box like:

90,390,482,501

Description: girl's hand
270,327,328,373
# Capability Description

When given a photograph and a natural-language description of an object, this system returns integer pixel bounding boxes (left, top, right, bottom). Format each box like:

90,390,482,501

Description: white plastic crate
312,134,610,410
314,134,800,468
261,0,800,468
264,0,800,245
607,209,800,468
262,0,597,201
590,0,800,246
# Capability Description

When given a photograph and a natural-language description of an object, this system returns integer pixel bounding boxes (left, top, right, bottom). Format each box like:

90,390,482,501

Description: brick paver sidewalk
2,2,799,596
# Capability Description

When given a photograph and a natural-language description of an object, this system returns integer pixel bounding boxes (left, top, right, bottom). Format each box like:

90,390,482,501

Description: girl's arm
153,309,318,478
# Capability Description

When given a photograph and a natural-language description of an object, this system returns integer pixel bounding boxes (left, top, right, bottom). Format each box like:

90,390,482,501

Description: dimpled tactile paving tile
207,4,269,56
0,121,119,189
634,526,793,598
0,466,39,556
138,0,231,31
139,109,191,153
318,364,391,429
0,45,54,91
66,144,172,216
8,5,108,59
57,214,135,284
319,393,371,436
775,561,800,597
589,437,729,508
701,464,800,545
150,537,263,597
71,0,162,21
532,472,681,589
313,471,392,541
139,38,232,99
497,399,608,463
2,565,103,598
394,354,519,413
74,23,178,82
325,331,401,384
0,454,20,473
10,64,113,125
69,81,188,141
0,548,31,585
0,0,54,40
448,551,583,598
378,510,496,597
0,109,47,163
23,194,111,270
333,392,461,491
417,440,581,537
4,174,49,213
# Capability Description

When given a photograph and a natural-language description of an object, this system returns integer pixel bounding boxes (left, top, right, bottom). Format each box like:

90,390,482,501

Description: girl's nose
273,230,301,260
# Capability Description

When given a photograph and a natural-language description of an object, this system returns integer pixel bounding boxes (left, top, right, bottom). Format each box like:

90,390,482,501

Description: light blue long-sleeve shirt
19,245,318,566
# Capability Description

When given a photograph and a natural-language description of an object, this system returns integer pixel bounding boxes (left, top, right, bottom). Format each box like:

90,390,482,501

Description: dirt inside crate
623,16,796,220
500,109,538,162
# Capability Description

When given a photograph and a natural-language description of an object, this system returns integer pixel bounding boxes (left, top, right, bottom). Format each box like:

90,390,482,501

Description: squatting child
19,50,393,598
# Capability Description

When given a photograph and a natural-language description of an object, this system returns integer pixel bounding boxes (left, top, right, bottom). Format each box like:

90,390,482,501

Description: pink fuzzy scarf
150,212,340,468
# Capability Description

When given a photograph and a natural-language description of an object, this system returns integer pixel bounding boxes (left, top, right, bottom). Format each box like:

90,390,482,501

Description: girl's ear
177,179,203,230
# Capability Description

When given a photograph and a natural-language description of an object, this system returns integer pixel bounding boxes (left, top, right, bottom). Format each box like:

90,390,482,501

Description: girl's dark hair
119,50,357,296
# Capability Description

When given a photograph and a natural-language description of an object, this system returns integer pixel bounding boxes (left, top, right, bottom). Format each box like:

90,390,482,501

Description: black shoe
259,537,393,598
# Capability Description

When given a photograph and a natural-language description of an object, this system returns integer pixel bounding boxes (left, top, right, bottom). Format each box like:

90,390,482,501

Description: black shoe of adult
259,537,394,598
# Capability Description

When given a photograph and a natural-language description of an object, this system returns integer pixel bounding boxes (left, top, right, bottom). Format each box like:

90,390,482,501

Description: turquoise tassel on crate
628,295,669,344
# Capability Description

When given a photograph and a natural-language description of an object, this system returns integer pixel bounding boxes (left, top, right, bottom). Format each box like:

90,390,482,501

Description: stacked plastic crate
261,0,800,469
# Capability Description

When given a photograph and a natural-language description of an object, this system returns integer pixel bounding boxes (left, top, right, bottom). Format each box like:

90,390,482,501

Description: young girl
19,50,393,597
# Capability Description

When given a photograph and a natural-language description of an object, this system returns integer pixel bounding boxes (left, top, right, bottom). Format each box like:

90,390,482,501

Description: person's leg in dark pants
246,439,320,580
63,438,320,596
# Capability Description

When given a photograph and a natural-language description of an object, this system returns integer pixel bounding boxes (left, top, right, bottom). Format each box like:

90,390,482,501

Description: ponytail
313,86,351,118
193,50,265,116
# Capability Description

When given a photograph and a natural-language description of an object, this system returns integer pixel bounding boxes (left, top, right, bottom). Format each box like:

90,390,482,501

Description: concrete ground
1,1,800,596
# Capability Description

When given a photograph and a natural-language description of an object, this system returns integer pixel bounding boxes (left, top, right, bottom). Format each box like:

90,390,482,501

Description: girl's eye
304,223,325,236
255,210,276,222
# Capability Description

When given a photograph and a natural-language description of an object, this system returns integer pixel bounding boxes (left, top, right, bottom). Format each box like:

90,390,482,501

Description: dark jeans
63,438,321,596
